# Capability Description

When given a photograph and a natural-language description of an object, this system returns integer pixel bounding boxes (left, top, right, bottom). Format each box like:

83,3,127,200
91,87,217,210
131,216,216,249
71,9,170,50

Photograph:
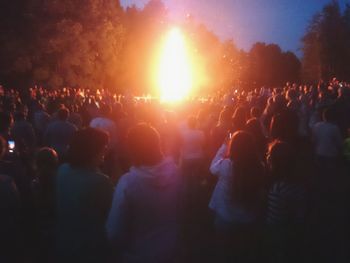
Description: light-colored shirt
312,121,343,157
106,158,182,263
209,144,257,223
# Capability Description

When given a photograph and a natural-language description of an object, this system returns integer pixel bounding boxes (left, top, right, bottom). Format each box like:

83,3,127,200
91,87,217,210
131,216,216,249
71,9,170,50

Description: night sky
121,0,349,55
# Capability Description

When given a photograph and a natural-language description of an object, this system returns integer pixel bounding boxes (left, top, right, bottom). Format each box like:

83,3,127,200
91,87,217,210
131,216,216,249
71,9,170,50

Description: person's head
250,107,262,119
286,89,298,102
14,111,26,121
0,136,6,160
127,123,163,167
187,115,197,130
322,107,336,123
270,113,283,140
57,108,69,121
245,118,264,141
270,110,298,142
267,140,295,180
232,107,247,130
67,128,109,168
273,94,286,111
100,103,112,117
229,131,263,209
229,131,257,164
218,108,232,126
35,147,59,178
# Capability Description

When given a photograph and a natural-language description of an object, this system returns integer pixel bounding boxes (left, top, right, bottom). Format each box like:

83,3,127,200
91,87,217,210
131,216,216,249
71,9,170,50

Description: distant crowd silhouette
1,79,350,263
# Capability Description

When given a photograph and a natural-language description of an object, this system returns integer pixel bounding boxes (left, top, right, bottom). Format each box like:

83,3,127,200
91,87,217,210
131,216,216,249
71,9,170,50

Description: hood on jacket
129,157,180,188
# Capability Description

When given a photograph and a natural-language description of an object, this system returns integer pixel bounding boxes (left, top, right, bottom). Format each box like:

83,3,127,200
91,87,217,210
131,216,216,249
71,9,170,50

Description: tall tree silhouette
301,1,349,82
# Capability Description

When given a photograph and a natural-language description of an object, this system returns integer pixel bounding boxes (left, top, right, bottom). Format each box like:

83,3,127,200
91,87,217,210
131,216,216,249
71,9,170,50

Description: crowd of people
0,79,350,263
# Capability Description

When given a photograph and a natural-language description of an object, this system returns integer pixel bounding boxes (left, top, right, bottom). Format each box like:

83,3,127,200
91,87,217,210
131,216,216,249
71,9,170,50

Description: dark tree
301,1,350,82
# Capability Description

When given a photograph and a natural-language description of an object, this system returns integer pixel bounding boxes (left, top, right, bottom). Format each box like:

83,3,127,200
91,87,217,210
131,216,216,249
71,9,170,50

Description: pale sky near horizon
121,0,349,55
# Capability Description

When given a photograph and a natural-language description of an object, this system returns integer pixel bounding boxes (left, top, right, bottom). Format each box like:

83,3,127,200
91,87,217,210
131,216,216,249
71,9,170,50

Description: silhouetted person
32,147,58,262
106,123,182,263
265,140,306,263
210,131,266,263
44,108,77,159
56,128,113,263
0,136,21,263
11,111,36,152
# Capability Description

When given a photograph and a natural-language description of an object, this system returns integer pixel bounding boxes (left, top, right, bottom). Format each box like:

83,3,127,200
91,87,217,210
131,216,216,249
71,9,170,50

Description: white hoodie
106,157,182,263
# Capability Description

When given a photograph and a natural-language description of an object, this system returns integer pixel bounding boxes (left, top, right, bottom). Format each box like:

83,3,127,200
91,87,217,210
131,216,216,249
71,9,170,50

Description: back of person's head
286,89,298,101
270,113,284,140
67,128,109,168
267,140,295,181
270,110,298,142
229,131,257,164
322,107,336,123
35,147,59,178
229,131,263,209
100,103,112,117
0,136,6,160
187,115,197,130
218,108,232,126
250,107,262,119
232,107,247,130
14,111,26,121
127,123,163,167
57,108,69,121
245,118,264,141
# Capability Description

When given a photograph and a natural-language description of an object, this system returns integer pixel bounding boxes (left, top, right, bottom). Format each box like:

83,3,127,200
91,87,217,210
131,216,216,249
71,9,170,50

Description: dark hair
218,108,232,125
250,107,262,119
245,118,264,140
0,136,6,159
245,118,267,157
14,111,26,121
286,89,298,101
67,128,109,167
100,103,112,117
270,110,298,142
127,123,162,166
232,107,247,131
57,108,69,121
229,131,264,210
270,113,284,140
267,140,295,182
322,107,336,123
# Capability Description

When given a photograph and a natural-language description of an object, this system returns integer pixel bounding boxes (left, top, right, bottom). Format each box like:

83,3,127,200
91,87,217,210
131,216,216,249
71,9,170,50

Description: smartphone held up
8,140,15,153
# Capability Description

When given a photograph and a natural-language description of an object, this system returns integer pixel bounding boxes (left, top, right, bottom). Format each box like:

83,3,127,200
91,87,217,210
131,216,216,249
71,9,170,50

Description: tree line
0,0,347,93
302,1,350,82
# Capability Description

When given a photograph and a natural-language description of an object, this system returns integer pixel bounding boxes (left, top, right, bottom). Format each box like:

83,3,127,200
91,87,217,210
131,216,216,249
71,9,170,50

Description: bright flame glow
157,28,192,102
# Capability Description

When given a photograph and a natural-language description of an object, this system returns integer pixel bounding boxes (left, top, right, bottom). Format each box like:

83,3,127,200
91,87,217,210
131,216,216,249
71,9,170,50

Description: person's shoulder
64,120,77,130
90,117,101,126
92,171,113,190
46,120,57,128
313,121,323,129
119,170,137,185
57,163,71,176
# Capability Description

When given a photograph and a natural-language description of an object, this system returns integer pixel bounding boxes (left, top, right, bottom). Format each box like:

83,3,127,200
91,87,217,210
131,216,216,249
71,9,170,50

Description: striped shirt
266,181,306,225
